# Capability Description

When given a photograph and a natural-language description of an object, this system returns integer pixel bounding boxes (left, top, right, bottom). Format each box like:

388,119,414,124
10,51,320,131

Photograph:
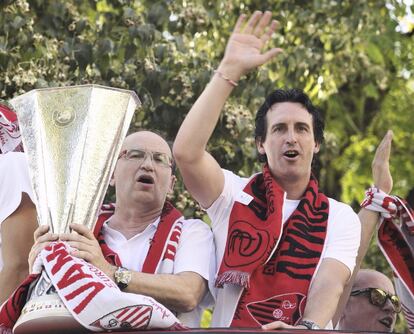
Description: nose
381,298,396,314
286,127,297,145
139,153,154,171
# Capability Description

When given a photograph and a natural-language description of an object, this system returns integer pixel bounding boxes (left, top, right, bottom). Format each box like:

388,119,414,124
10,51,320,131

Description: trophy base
13,294,88,334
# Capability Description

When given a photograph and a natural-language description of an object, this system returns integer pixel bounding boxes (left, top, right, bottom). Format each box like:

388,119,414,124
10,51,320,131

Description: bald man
338,269,400,332
30,131,214,327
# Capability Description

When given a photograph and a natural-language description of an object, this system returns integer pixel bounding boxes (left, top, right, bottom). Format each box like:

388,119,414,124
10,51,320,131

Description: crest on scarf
246,292,306,326
90,305,153,330
224,220,271,268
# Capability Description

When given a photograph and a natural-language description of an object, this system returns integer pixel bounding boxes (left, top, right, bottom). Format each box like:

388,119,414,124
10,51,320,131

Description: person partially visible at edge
0,101,37,304
333,131,414,333
173,11,361,330
29,130,214,327
338,269,399,332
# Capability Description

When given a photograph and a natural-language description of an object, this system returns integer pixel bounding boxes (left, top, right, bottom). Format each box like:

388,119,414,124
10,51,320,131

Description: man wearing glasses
338,269,400,332
30,130,213,327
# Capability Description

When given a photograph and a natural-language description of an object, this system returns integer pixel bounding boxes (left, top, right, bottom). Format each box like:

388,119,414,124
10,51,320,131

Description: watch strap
298,319,320,330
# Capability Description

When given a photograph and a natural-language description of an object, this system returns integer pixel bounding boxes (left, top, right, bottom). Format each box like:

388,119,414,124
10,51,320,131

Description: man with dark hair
173,11,360,329
255,89,325,163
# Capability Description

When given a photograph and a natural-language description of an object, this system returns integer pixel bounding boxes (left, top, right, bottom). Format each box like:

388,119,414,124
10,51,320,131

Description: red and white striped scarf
94,201,185,274
362,187,414,332
0,100,22,154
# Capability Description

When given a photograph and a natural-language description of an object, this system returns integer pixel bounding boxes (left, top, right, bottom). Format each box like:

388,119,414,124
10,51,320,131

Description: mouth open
137,175,154,184
283,150,299,158
379,316,393,329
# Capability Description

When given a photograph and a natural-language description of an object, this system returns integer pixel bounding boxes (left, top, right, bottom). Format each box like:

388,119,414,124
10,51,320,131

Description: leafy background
1,0,413,331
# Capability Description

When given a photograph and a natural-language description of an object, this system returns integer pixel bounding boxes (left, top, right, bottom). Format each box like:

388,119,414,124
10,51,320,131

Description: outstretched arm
173,11,282,208
332,130,393,326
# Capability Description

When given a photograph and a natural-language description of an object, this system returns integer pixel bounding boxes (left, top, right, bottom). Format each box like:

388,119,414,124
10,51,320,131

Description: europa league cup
9,85,140,333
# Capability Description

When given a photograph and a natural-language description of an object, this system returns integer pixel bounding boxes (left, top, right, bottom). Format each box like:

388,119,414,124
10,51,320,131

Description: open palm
222,11,282,75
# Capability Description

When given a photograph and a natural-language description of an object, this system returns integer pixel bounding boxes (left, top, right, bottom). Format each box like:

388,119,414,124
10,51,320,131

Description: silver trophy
9,85,140,333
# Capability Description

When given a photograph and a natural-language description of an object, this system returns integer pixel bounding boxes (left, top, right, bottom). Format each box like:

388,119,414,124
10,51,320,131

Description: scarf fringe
215,270,250,289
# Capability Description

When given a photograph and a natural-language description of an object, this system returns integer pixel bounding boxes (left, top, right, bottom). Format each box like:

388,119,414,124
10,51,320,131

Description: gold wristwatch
114,266,132,290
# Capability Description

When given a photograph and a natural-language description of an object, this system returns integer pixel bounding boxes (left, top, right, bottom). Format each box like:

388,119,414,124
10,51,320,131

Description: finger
262,320,283,330
259,47,284,65
60,233,93,249
69,223,95,239
30,241,54,261
243,11,262,34
374,130,393,162
59,232,83,242
260,20,279,44
70,249,92,263
35,232,58,245
34,225,50,240
253,11,272,37
66,240,92,253
233,14,246,33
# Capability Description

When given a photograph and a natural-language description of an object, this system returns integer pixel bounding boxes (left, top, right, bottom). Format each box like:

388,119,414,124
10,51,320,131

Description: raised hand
372,130,393,193
218,11,282,79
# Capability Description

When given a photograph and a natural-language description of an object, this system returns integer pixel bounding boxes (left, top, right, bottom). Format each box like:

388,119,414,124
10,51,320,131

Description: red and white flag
0,101,22,154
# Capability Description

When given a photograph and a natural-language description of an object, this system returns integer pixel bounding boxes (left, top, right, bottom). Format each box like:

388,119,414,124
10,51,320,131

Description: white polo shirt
207,169,361,327
103,216,214,327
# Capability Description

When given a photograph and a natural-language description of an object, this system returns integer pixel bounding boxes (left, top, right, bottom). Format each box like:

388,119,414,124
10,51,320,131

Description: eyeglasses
119,149,172,168
351,288,401,313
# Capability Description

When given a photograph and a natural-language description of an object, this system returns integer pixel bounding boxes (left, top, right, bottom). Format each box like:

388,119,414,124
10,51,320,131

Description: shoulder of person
327,197,359,220
180,218,212,232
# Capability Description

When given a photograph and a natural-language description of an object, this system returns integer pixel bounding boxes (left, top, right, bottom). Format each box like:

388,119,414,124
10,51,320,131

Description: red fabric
0,101,22,153
361,191,414,300
378,220,414,299
218,165,329,327
215,165,285,288
94,201,183,273
0,274,39,329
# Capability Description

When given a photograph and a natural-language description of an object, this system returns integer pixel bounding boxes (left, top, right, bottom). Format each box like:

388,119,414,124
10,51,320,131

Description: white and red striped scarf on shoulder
0,202,187,332
0,100,22,154
362,187,414,333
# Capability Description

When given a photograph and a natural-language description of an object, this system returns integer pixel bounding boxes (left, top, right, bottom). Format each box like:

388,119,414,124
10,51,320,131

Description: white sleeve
173,219,214,281
206,169,248,229
0,152,34,224
322,201,361,274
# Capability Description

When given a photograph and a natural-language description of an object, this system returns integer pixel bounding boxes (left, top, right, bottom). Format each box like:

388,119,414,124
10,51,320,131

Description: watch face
115,267,132,290
120,271,131,283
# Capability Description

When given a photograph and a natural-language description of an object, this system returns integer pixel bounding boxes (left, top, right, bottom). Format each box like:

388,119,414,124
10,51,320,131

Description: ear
168,175,176,194
256,137,266,155
314,142,320,154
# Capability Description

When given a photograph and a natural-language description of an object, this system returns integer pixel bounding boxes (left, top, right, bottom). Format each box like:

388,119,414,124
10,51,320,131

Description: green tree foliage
1,0,413,330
